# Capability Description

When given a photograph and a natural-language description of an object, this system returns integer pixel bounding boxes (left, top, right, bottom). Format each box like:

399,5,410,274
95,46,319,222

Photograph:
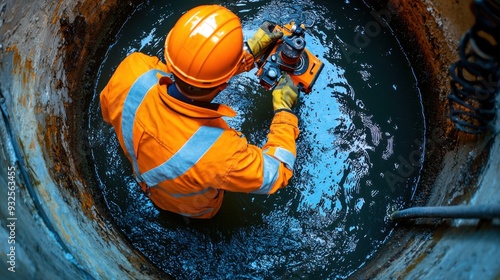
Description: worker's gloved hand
272,73,299,112
247,21,283,58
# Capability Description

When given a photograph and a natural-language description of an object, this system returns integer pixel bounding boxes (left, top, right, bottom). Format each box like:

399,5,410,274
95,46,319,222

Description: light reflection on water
87,0,425,278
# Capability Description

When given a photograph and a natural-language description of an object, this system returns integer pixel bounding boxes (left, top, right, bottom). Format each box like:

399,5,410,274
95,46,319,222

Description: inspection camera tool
256,21,324,93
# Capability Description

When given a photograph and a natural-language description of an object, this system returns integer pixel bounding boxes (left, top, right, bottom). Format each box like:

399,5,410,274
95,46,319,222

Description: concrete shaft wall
355,1,500,278
0,0,165,279
0,0,498,279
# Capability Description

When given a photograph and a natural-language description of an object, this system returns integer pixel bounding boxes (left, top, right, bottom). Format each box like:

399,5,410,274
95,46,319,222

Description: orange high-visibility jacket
100,52,299,218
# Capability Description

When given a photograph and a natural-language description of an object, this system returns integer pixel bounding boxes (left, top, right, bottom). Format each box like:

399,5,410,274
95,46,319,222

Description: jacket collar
157,76,237,119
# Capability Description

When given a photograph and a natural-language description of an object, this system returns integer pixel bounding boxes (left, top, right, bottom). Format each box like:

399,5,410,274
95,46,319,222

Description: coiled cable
448,0,500,134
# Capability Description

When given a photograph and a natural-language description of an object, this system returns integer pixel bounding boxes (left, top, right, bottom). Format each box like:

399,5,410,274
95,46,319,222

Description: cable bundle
448,0,500,134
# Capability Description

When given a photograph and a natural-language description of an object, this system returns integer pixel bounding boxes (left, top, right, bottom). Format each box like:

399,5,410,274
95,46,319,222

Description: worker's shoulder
120,52,155,66
108,52,168,83
119,52,166,71
125,51,154,61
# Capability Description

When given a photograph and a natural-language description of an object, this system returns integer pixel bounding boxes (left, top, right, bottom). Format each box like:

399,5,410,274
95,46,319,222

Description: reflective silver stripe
122,69,167,182
141,126,224,186
252,153,280,194
273,147,296,169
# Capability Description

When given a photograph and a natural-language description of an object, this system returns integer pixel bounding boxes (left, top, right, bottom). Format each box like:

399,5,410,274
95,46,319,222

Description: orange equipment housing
256,22,324,93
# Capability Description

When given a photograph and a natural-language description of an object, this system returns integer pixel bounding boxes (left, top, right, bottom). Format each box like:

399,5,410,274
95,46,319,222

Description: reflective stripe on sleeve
273,147,296,169
122,69,167,182
141,126,224,186
252,153,280,194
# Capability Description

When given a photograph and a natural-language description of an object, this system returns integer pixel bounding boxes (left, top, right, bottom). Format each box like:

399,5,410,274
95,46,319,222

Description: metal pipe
390,205,500,220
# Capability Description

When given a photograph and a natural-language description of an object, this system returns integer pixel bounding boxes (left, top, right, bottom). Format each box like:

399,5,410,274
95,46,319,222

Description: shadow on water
86,0,425,278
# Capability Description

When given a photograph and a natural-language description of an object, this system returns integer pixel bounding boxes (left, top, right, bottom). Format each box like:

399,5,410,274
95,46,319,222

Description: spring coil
448,0,500,134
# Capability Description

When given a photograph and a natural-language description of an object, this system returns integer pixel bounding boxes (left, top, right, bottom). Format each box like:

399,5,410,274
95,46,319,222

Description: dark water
86,0,425,279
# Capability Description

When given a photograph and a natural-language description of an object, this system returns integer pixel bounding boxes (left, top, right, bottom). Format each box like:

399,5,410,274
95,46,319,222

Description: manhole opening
85,1,425,278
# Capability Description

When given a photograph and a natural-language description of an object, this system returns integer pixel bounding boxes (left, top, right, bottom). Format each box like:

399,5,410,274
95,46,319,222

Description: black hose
390,205,500,220
448,0,500,134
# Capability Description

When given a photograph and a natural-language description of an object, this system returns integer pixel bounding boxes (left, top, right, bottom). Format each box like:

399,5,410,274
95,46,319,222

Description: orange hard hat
164,5,244,88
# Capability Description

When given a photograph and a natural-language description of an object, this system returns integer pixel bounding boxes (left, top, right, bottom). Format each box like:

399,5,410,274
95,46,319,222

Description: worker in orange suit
100,5,300,219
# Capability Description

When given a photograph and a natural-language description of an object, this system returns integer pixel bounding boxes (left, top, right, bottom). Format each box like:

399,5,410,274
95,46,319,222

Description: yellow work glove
272,73,299,112
247,21,283,58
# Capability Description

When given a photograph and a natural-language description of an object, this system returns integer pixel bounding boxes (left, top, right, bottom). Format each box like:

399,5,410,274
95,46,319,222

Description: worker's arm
216,112,299,194
217,73,299,194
